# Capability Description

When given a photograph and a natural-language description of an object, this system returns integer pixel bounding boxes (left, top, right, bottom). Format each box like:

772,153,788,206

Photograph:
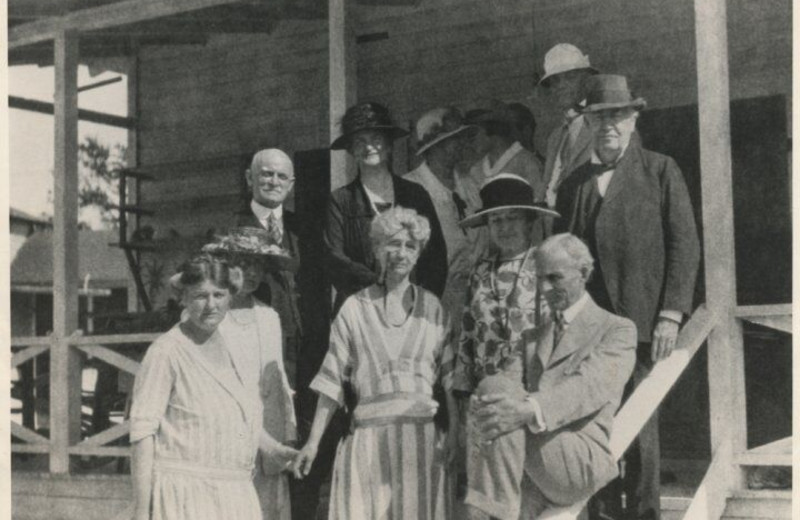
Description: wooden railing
10,332,160,465
538,305,717,519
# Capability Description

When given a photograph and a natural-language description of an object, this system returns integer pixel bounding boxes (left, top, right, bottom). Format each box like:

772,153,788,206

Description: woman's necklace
382,283,415,327
489,246,532,331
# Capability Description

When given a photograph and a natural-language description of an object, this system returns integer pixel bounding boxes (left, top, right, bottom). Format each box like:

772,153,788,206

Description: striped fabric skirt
328,399,449,520
150,458,261,520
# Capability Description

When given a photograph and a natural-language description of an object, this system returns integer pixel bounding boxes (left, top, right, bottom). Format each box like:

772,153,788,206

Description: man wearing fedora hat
405,106,484,330
469,102,546,200
538,43,599,210
554,74,700,520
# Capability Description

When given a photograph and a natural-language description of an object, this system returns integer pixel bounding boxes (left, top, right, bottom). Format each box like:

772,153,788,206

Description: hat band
585,89,639,106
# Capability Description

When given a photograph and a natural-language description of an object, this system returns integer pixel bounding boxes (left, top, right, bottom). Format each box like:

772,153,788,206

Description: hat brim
415,125,476,156
581,98,647,113
458,204,561,229
330,126,409,150
538,66,599,87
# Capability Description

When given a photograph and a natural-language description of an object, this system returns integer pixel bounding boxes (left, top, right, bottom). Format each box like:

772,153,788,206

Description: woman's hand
273,444,300,473
291,442,319,479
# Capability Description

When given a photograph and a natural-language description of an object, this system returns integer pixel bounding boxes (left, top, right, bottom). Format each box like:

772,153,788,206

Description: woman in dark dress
325,102,448,313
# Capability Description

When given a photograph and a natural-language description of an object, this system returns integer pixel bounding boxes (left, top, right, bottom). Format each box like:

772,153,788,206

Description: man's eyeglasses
256,170,294,183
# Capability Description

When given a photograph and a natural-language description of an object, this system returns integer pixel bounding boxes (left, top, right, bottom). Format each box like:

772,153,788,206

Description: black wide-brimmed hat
459,174,560,228
581,74,647,113
330,102,409,150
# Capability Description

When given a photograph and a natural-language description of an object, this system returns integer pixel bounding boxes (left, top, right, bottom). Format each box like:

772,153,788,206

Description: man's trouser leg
623,345,660,520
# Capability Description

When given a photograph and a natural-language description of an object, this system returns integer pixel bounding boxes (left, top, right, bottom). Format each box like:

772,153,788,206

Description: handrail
10,331,161,349
734,304,791,317
538,305,716,519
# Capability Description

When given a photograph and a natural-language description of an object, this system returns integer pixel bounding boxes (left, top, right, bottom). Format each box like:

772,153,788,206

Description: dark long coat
324,174,448,313
554,137,700,342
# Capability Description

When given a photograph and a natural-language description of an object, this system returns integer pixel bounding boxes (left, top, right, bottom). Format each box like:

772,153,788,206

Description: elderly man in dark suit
554,75,701,520
239,148,336,520
473,233,636,518
239,148,303,388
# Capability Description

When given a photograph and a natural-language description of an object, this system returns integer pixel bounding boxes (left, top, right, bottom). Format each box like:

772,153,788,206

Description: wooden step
722,490,792,519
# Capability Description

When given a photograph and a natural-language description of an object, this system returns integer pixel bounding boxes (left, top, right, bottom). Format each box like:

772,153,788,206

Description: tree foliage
77,136,127,228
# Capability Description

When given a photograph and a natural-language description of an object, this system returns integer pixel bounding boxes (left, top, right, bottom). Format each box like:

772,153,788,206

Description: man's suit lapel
546,297,604,369
236,208,264,229
602,133,643,206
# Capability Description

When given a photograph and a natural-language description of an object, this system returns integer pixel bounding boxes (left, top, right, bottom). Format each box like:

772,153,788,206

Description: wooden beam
9,95,136,129
735,304,792,317
76,421,130,447
328,0,356,191
683,438,732,520
11,422,51,445
9,0,251,48
50,30,82,475
694,0,745,493
70,332,160,345
75,345,141,375
10,345,50,369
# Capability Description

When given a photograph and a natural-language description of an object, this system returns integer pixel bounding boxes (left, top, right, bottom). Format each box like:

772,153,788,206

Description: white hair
536,233,594,274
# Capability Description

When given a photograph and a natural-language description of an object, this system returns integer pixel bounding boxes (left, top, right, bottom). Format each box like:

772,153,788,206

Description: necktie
553,311,566,346
266,212,282,245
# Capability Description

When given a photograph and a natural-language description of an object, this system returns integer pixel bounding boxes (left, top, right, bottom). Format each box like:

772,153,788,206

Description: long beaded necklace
489,246,533,334
382,283,415,327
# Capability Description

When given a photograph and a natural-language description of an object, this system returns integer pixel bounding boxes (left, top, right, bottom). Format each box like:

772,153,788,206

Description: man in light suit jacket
474,233,636,517
538,43,598,210
554,75,701,520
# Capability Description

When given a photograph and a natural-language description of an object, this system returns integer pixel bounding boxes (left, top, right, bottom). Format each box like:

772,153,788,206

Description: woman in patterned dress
129,255,287,520
292,206,456,520
452,174,559,520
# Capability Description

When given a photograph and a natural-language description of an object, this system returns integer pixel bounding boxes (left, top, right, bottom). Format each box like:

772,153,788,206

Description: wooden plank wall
135,0,790,299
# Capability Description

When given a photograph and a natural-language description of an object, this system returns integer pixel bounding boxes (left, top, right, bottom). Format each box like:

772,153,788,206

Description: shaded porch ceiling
8,0,422,66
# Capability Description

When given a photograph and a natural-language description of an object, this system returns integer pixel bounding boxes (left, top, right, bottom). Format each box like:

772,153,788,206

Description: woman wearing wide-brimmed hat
325,102,448,313
203,228,298,520
451,174,559,520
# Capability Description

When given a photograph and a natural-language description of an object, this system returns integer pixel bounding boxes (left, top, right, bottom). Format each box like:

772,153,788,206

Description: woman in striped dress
292,206,457,520
129,255,286,520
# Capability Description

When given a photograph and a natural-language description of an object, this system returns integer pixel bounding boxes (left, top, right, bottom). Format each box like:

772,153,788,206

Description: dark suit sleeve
660,157,700,315
533,317,636,430
323,193,378,296
412,188,448,298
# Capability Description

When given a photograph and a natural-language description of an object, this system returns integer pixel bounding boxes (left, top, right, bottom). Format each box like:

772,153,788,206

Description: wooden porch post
51,30,82,474
693,0,746,504
329,0,356,191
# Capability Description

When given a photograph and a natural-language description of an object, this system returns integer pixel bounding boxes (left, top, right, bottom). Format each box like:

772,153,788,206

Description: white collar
483,141,524,177
562,291,590,324
250,199,283,222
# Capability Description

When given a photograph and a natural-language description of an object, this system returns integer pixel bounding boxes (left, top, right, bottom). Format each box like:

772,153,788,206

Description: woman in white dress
205,227,298,520
129,254,291,520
